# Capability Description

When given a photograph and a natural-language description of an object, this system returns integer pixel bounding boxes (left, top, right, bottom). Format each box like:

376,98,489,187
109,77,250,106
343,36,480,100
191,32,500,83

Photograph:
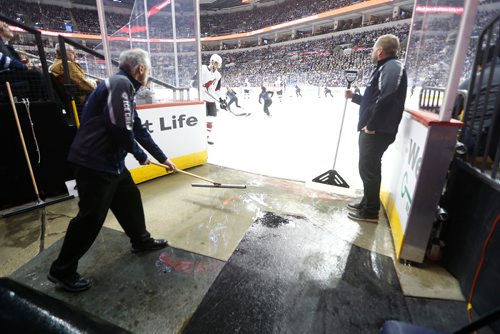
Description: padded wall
441,160,500,332
0,102,75,210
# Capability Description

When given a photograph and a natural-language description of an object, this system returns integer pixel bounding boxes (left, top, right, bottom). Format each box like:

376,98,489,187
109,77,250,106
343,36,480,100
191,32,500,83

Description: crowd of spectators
2,0,498,106
201,0,371,36
0,0,403,38
405,8,500,87
201,7,498,90
0,0,128,34
205,24,410,88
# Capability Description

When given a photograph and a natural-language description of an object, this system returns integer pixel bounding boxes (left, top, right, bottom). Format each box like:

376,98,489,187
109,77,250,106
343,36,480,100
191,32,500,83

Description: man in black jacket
345,34,407,223
48,49,177,292
0,21,44,100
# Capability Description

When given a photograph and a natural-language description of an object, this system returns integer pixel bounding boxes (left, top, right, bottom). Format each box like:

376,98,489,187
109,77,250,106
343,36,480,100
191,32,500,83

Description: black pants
227,97,240,108
206,101,217,117
263,99,272,115
50,166,151,277
358,131,395,216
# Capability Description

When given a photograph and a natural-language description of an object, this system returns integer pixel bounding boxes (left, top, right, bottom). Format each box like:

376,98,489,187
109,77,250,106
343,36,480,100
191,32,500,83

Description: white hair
54,43,74,57
119,48,151,75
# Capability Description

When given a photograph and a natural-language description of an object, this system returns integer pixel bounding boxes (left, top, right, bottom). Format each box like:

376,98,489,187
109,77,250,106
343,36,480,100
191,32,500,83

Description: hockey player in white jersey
201,54,223,145
243,78,250,99
275,78,283,102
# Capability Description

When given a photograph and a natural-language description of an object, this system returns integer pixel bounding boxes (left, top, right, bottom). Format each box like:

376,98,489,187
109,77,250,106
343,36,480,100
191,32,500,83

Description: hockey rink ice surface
208,87,365,189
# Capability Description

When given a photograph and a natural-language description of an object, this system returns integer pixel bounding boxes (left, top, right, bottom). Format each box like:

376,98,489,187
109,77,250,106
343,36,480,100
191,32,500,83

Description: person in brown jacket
50,43,96,107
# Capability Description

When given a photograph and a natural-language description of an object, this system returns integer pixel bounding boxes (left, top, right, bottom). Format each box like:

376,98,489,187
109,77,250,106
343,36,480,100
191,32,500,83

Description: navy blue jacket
68,70,167,174
352,56,407,134
0,40,27,72
259,91,273,102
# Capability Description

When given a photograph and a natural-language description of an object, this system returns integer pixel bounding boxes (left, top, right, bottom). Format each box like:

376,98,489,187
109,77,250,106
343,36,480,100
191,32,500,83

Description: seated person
50,43,96,107
458,45,500,161
0,47,26,72
0,21,44,101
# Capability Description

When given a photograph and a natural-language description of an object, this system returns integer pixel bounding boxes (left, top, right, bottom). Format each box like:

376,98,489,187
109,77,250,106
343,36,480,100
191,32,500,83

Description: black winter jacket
352,56,407,135
68,70,167,174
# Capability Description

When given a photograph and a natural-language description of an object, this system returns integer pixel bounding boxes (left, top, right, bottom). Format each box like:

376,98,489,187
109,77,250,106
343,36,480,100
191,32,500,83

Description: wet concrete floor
1,164,471,333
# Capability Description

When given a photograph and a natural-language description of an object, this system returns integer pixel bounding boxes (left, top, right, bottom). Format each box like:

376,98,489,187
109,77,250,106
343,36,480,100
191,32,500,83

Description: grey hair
119,48,151,75
54,43,74,57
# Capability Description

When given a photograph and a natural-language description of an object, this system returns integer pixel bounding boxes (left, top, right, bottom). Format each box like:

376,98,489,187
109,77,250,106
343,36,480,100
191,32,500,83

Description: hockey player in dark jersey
324,86,333,98
225,87,242,111
295,85,302,97
259,86,274,117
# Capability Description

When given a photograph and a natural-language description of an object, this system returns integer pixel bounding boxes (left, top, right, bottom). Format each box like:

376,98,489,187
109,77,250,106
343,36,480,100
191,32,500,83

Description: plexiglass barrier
405,1,466,89
91,0,200,103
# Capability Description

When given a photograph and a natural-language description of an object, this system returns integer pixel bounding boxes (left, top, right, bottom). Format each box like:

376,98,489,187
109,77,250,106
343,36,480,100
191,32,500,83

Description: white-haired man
50,43,96,106
48,48,176,292
201,54,223,145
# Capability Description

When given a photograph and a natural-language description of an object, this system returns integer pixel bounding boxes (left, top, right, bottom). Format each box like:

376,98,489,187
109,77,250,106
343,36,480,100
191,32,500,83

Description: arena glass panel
94,0,199,102
405,0,466,91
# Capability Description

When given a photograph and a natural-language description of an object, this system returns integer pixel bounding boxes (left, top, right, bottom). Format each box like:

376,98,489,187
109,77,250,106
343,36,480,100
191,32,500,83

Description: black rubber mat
404,297,495,334
183,212,412,334
9,227,225,333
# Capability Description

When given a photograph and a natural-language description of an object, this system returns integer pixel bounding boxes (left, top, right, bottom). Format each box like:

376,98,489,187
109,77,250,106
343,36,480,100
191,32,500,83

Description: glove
219,99,228,110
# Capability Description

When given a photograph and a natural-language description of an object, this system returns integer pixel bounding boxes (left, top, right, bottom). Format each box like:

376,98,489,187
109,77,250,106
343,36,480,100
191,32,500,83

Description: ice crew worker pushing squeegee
48,49,177,293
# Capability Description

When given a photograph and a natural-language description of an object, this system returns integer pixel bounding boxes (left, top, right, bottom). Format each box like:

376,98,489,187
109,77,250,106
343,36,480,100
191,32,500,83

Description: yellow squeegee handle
150,161,218,185
71,99,80,128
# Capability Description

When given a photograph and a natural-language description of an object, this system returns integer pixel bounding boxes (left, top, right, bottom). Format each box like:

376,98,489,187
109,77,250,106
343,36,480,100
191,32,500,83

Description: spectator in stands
0,37,26,73
50,43,96,106
48,48,176,292
344,34,408,223
0,20,44,101
459,45,500,161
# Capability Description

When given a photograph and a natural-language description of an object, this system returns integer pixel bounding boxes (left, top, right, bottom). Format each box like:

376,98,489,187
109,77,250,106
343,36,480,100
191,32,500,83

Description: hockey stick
205,90,250,117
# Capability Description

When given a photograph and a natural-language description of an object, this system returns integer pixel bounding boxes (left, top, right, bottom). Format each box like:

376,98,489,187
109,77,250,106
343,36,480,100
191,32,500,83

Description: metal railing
457,14,500,182
57,36,191,102
418,86,468,120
